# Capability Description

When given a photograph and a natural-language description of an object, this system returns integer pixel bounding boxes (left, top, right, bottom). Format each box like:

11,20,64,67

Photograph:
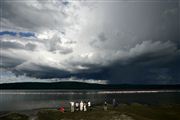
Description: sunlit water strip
97,90,180,94
0,90,180,95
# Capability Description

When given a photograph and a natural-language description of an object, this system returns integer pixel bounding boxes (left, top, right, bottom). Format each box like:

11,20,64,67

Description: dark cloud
0,39,37,50
82,55,180,84
13,64,71,79
25,43,36,50
0,56,25,68
0,40,25,49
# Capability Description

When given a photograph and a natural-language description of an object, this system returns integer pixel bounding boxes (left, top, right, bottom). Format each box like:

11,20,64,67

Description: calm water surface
0,90,180,111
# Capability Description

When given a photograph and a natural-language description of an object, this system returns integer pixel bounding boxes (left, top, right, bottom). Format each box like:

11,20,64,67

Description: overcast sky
0,0,179,84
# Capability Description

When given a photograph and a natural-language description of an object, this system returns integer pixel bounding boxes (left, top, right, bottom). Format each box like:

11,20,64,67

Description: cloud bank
0,0,179,84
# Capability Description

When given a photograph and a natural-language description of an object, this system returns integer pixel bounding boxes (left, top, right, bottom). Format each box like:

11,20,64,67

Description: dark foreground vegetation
1,103,180,120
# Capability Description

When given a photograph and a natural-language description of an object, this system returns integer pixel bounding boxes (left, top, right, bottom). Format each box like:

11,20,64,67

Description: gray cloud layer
0,0,179,84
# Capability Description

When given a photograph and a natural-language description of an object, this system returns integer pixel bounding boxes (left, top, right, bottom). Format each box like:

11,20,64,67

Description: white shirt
75,102,79,107
70,102,74,106
88,101,91,107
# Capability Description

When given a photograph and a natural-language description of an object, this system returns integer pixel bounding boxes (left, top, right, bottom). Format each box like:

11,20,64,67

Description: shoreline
1,103,180,120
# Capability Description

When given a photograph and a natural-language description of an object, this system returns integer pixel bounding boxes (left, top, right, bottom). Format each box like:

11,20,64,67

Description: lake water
1,90,180,111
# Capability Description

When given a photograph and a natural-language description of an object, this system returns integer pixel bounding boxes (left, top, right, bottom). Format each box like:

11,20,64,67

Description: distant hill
1,82,180,90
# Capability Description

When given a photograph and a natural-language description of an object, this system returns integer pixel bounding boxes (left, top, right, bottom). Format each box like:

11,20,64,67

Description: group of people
58,99,117,112
69,101,91,112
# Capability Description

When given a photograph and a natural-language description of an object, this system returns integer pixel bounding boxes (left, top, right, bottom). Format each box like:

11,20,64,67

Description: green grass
1,104,180,120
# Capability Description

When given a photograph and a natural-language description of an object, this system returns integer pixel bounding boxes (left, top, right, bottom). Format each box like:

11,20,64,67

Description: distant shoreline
1,82,180,90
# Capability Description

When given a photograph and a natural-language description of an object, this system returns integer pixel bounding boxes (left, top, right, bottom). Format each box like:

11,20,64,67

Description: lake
1,90,180,111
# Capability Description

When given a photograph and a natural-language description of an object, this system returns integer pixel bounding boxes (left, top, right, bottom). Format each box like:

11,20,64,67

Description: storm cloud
0,0,179,84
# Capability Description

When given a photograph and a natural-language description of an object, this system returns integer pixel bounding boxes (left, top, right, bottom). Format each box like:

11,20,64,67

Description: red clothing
58,107,65,113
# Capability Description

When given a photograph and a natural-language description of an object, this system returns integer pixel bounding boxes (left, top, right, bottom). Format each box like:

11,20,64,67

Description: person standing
113,98,117,108
80,101,83,111
83,102,87,112
87,101,91,111
104,101,107,111
75,102,79,111
70,102,75,112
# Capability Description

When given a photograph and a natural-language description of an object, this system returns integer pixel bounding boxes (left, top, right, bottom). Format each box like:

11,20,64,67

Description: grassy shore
1,103,180,120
